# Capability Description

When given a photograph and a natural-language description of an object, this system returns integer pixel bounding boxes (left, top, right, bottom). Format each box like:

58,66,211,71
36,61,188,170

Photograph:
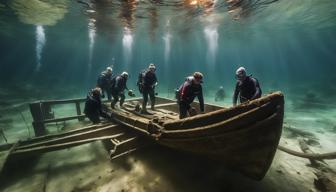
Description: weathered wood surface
0,142,19,175
16,124,124,150
0,123,131,173
107,92,285,180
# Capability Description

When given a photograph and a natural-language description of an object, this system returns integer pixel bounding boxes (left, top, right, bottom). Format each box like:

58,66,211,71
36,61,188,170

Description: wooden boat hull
108,92,284,180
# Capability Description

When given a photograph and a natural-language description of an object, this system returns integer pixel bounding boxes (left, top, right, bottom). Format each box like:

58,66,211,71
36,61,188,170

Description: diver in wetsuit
97,66,113,101
233,67,262,106
177,72,205,119
84,87,110,124
215,86,225,102
137,63,158,114
110,72,134,109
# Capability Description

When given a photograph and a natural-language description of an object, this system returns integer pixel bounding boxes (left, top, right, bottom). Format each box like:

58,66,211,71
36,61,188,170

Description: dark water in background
0,0,336,129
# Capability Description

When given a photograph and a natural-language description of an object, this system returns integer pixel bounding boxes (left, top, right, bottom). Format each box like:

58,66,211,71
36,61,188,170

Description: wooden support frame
29,98,87,136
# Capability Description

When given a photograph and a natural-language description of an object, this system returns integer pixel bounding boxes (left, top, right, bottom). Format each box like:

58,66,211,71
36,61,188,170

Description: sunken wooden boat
106,91,284,180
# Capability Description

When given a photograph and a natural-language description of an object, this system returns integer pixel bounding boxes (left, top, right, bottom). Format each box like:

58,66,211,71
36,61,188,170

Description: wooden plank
75,102,84,121
0,143,12,151
12,134,124,155
17,124,125,150
18,123,113,146
0,142,19,175
30,102,46,136
41,98,86,105
123,102,177,110
43,114,86,124
0,150,10,174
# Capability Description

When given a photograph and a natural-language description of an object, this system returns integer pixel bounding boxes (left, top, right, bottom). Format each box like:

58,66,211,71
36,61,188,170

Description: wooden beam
43,114,86,124
75,102,85,121
29,102,46,136
40,98,86,105
12,134,124,155
17,125,125,150
18,123,112,146
0,142,19,175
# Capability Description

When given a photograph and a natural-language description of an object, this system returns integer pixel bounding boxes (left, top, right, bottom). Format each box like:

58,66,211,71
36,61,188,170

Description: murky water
0,0,336,191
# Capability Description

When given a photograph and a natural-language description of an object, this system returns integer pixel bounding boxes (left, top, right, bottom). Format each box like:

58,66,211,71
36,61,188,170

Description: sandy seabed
0,92,335,192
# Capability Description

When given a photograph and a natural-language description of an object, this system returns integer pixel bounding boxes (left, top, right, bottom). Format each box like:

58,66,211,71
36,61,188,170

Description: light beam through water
163,19,172,65
122,27,133,67
88,18,96,75
204,24,218,68
35,25,46,72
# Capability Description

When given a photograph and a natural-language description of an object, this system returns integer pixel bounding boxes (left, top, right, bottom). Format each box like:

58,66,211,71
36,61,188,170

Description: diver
137,63,158,114
110,72,135,109
233,67,262,106
215,86,225,102
97,66,113,101
84,87,110,124
176,72,205,119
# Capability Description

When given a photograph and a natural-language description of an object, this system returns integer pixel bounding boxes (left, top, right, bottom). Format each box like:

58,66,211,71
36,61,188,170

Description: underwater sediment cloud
9,0,68,26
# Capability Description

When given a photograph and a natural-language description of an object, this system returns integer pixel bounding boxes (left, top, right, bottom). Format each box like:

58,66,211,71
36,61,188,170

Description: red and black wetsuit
178,77,204,119
233,76,262,105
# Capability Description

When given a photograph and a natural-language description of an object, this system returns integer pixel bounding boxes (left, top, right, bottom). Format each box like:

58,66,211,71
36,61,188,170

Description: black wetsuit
97,72,113,100
111,75,128,108
178,77,204,119
215,88,225,101
233,76,262,105
84,91,109,124
141,70,157,110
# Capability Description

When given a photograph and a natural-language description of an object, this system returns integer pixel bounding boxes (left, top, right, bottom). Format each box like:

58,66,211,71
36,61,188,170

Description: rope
277,145,336,160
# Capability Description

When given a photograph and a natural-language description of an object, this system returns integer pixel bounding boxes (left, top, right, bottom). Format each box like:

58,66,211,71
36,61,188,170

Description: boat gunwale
160,92,283,133
160,101,273,134
162,91,283,127
109,92,284,138
159,110,281,140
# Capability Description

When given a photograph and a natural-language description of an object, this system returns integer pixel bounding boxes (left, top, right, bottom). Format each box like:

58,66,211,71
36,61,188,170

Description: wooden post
75,102,85,121
29,102,46,136
42,103,54,120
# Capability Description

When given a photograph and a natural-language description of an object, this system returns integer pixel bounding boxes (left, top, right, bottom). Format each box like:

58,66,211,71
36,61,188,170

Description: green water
0,0,336,191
